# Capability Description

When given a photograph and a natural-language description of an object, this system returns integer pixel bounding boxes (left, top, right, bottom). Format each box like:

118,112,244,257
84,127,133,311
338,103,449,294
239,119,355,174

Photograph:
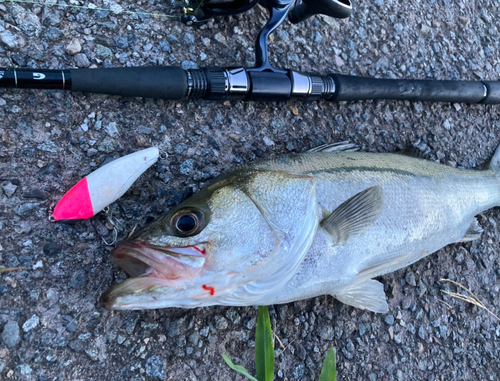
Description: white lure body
53,147,160,221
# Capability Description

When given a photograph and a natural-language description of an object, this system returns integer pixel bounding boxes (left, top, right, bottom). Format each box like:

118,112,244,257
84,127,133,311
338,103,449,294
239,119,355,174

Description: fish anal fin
335,279,389,313
460,218,484,242
321,186,383,244
336,249,434,313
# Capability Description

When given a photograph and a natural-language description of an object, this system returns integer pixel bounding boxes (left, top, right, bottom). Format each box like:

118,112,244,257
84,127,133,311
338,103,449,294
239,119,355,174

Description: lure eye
171,209,205,236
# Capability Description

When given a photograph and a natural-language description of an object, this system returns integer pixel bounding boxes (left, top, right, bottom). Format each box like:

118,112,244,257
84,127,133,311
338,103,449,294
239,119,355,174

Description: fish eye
171,209,205,236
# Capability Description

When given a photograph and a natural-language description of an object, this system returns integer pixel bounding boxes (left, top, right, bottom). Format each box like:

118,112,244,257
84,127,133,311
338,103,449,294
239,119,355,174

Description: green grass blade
319,348,337,381
255,306,274,381
0,266,26,273
222,354,259,381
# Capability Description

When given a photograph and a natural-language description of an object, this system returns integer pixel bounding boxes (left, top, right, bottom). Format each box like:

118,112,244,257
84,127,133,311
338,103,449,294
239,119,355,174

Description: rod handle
327,74,500,104
70,67,188,100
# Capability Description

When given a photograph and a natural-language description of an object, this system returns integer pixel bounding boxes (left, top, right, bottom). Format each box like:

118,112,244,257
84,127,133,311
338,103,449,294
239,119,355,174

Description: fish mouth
101,242,207,309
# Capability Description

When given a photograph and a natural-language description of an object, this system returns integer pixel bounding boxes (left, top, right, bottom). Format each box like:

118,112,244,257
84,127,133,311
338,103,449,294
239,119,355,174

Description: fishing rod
1,0,500,104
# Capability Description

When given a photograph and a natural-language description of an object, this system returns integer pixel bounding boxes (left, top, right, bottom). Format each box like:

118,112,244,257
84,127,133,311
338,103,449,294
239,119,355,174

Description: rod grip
327,74,493,103
70,66,188,100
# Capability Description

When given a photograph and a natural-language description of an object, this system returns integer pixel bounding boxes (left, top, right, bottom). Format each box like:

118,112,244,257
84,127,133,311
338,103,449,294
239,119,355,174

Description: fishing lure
52,147,160,221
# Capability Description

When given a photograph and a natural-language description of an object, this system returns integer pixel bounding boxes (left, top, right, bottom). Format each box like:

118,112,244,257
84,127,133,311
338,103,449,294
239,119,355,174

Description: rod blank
0,68,71,90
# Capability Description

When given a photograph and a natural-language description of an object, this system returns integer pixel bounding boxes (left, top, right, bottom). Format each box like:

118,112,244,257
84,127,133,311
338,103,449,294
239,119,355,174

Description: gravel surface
1,0,500,380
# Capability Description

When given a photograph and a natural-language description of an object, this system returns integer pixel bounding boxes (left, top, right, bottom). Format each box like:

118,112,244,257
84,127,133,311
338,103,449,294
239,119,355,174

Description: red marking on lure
202,285,215,296
52,177,94,220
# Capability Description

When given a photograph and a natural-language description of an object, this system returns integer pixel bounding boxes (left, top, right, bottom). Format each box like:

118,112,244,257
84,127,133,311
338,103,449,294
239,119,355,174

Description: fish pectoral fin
334,279,389,313
459,218,484,242
321,186,383,244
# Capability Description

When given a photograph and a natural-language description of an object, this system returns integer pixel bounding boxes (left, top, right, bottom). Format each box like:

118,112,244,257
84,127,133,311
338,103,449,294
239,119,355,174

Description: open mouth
101,242,209,310
110,242,207,289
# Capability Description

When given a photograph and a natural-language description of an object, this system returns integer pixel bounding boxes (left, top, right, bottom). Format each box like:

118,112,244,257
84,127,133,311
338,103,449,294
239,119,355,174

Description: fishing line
3,0,178,19
192,0,206,16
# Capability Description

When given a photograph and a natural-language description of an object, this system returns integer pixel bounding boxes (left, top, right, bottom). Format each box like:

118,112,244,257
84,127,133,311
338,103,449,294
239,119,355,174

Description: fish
101,142,500,312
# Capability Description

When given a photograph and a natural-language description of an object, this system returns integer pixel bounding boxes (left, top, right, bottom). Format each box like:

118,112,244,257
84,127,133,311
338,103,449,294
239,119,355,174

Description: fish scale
102,144,500,312
255,152,500,311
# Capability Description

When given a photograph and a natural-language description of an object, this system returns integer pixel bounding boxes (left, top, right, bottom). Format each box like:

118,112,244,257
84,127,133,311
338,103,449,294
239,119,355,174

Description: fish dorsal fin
334,279,389,313
460,218,484,242
396,147,431,160
307,141,359,153
321,186,383,244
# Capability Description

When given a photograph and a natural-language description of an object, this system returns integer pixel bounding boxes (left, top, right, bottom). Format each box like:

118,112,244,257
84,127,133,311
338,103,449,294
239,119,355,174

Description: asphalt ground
1,0,500,380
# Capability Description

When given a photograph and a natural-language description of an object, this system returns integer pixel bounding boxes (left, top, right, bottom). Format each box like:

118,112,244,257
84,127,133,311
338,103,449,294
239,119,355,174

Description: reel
182,0,353,73
181,0,352,25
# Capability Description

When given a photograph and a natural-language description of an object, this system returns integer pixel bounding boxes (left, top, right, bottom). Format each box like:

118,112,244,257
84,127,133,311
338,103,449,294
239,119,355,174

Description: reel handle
289,0,352,23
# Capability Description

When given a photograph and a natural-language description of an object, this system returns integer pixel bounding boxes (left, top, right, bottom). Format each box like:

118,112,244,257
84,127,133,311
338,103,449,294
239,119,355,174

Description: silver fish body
102,143,500,312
